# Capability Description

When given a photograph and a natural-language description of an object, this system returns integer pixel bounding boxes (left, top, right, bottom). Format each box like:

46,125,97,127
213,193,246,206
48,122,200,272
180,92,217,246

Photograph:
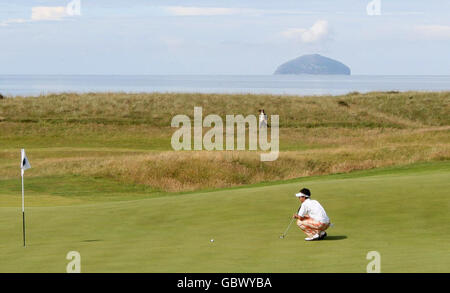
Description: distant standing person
259,109,267,128
293,188,330,241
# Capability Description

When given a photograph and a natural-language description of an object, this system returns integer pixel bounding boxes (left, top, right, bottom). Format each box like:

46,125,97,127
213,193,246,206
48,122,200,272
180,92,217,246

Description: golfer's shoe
319,231,327,240
305,234,320,241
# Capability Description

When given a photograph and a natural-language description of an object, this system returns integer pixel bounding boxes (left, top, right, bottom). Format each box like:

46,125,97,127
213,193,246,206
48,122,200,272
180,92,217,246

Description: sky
0,0,450,75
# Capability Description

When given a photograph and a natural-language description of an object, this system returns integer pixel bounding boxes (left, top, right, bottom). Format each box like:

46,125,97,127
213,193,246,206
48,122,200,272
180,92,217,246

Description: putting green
0,162,449,272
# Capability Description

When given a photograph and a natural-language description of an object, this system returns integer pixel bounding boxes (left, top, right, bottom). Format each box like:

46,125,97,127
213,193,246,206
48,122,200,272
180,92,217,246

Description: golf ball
210,239,214,242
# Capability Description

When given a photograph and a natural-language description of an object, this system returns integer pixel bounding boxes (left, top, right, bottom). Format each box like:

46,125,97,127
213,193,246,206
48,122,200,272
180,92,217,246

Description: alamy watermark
171,107,279,161
366,251,381,273
66,251,81,273
66,0,81,16
366,0,381,16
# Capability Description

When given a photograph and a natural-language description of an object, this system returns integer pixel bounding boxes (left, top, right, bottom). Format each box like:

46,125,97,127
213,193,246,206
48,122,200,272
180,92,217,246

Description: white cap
295,192,310,198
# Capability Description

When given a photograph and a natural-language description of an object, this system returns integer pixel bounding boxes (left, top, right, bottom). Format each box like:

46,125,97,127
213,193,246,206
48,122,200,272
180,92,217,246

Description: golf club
280,217,295,239
280,203,303,239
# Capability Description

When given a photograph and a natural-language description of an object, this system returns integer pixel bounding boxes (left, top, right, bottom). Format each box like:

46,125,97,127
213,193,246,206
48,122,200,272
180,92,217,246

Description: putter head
280,234,285,239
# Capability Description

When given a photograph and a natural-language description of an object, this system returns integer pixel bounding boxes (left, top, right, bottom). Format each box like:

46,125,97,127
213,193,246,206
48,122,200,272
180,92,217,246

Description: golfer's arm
294,214,307,220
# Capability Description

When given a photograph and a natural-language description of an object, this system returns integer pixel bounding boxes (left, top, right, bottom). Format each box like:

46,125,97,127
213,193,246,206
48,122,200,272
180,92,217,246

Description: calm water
1,75,450,97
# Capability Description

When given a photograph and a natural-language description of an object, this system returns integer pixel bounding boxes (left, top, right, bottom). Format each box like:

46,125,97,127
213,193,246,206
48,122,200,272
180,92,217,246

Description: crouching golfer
293,188,330,241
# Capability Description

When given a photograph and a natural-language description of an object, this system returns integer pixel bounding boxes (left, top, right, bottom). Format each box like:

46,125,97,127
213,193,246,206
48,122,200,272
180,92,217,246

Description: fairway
0,162,448,273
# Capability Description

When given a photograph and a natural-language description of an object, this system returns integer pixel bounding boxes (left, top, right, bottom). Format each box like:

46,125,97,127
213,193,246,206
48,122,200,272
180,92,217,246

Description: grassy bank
1,91,449,192
1,91,449,127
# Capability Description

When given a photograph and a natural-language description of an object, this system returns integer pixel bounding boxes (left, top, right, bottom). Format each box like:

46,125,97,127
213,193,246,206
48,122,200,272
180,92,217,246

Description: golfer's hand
293,214,298,219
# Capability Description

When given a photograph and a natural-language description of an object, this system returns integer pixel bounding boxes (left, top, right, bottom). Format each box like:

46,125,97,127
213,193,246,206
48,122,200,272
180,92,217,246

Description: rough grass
1,143,447,192
1,91,449,127
1,91,449,192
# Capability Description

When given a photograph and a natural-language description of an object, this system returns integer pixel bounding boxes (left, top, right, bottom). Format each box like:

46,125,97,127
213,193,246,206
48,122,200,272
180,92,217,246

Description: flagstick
20,149,30,248
21,169,26,247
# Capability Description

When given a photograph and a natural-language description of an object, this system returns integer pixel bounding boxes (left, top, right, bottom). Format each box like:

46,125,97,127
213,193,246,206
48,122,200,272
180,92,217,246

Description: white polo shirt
298,198,330,224
259,113,267,122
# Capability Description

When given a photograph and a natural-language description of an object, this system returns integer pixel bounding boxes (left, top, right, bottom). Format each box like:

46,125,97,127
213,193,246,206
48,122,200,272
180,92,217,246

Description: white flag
21,149,31,175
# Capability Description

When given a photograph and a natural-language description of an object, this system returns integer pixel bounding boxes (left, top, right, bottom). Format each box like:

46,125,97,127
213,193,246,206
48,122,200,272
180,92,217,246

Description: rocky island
274,54,351,75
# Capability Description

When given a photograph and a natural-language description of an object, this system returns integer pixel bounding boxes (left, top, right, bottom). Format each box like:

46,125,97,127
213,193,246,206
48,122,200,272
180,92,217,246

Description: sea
1,75,450,97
